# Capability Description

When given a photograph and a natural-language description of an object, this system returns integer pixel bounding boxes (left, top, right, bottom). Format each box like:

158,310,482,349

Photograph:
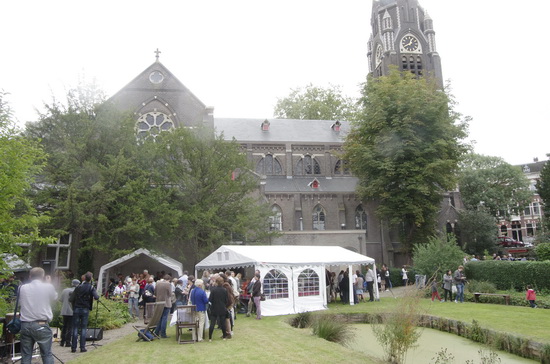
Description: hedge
464,260,550,292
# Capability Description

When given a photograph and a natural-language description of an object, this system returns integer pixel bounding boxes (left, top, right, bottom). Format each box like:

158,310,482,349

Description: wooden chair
175,305,199,344
133,301,165,342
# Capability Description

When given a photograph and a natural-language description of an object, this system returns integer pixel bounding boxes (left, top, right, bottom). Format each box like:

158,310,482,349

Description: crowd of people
101,268,262,341
324,264,393,304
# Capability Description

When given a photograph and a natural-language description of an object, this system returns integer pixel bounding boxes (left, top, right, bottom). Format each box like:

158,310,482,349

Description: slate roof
518,160,547,174
214,118,349,144
264,176,358,193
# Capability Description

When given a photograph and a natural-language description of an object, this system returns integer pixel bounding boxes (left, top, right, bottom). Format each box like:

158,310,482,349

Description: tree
412,235,464,277
273,84,358,120
537,159,550,231
0,91,50,272
26,85,272,272
141,127,272,265
344,69,468,249
458,153,532,218
457,209,498,256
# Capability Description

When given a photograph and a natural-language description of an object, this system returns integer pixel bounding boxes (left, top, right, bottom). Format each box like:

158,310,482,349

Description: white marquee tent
97,248,183,294
195,245,376,316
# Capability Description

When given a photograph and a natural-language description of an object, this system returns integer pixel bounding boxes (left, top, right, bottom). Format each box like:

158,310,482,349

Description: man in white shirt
179,271,189,288
19,267,58,364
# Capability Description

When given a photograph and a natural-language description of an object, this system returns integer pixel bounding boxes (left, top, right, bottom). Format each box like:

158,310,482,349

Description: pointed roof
109,61,206,109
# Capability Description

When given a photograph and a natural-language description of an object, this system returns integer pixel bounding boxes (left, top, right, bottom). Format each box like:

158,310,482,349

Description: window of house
446,222,453,234
263,269,289,299
46,234,72,270
526,223,535,237
500,225,508,236
296,156,321,175
298,269,320,297
256,154,283,175
511,221,522,241
524,204,532,216
334,160,350,175
533,202,540,215
355,205,367,230
269,205,283,231
313,205,326,230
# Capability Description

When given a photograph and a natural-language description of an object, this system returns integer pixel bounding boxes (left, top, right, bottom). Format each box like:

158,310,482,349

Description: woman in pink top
526,285,537,308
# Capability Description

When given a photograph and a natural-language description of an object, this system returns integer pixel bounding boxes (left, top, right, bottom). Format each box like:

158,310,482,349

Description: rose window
136,112,174,139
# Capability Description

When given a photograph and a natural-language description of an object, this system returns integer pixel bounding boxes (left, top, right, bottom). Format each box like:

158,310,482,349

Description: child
431,279,442,302
526,285,537,308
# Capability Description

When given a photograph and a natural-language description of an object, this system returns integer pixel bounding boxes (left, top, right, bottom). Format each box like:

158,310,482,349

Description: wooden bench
473,292,510,305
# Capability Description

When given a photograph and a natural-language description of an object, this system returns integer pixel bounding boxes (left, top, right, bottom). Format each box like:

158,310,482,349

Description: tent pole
373,262,380,301
348,264,354,306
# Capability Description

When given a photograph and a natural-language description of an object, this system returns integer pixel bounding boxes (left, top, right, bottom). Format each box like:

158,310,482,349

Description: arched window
269,205,283,231
263,269,289,299
334,160,350,175
355,205,367,230
298,269,320,297
295,155,321,175
256,154,282,175
313,205,326,230
136,112,174,140
446,222,453,234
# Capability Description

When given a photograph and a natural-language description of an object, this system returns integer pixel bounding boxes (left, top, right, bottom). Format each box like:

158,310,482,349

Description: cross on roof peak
154,48,161,61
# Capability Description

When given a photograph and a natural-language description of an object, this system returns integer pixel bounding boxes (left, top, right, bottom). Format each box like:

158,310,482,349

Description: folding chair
143,302,155,324
175,305,199,344
133,301,165,342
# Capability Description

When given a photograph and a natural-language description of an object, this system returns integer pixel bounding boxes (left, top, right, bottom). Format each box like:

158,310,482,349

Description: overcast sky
1,0,548,165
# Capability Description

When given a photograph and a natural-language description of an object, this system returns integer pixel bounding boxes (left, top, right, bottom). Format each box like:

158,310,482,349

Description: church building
40,0,456,275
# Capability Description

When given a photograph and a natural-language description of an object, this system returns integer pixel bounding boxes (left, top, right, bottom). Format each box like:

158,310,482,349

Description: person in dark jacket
71,272,99,353
252,273,262,320
208,276,229,341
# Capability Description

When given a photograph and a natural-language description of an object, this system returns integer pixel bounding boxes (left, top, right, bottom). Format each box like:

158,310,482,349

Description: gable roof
109,60,206,109
195,245,374,270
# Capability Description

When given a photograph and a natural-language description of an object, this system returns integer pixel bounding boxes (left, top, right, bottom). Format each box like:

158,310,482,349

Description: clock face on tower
401,35,420,53
375,45,383,66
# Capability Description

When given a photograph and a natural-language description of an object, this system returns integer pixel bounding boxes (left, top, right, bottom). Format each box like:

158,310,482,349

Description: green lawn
68,297,549,364
69,314,379,364
329,296,550,343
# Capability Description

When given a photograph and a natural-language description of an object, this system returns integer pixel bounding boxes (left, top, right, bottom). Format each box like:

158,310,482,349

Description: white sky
1,0,548,165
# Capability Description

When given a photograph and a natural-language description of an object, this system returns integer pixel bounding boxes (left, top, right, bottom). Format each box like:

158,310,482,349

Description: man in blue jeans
19,267,58,364
71,272,99,353
453,265,466,303
154,275,172,338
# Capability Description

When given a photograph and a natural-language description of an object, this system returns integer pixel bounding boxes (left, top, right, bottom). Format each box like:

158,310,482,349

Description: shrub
466,280,497,294
412,235,464,277
312,314,355,345
372,289,424,364
535,243,550,261
288,311,312,329
464,260,550,291
87,299,132,330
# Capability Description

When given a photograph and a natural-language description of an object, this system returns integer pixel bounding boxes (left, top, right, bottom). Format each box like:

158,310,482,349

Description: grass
328,294,550,344
68,314,377,364
66,292,550,364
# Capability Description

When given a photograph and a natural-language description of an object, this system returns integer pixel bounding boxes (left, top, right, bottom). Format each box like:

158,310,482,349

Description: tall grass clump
312,314,355,345
372,287,424,364
288,311,313,328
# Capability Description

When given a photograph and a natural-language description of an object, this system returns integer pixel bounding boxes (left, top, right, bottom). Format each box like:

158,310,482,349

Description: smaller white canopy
1,253,31,273
195,245,375,270
97,248,183,293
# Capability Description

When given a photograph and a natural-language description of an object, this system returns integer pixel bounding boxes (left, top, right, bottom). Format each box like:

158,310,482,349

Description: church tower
367,0,443,86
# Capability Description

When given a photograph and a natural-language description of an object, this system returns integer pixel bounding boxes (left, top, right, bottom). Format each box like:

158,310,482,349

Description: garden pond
353,324,537,363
